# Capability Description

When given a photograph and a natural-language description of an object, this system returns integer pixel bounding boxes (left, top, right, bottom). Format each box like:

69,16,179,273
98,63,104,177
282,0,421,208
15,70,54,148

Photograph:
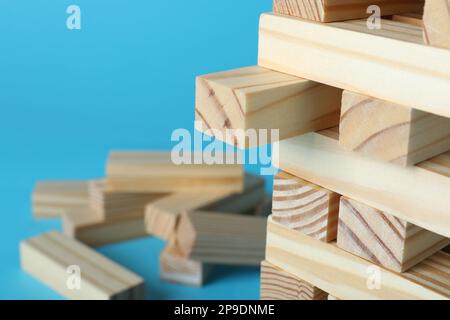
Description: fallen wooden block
20,231,144,299
392,12,423,27
273,0,425,22
273,127,450,238
145,173,265,240
106,151,244,193
338,196,449,272
266,216,450,300
260,260,327,300
340,90,450,166
160,237,211,287
62,208,147,247
272,171,339,242
195,66,341,148
176,211,267,266
423,0,450,49
258,13,450,118
32,181,90,218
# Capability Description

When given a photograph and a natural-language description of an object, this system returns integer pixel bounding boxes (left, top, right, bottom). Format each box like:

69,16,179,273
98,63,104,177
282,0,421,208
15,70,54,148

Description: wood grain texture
176,211,267,266
273,0,425,22
20,231,144,299
32,181,90,218
423,0,450,49
273,127,450,238
106,151,243,193
340,90,450,166
338,196,449,272
195,66,342,148
258,13,450,118
260,260,327,300
392,12,423,27
272,171,339,242
266,216,450,300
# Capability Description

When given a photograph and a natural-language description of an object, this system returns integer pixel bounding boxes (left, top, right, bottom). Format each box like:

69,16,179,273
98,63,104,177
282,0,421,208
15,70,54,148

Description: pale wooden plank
392,12,423,27
423,0,450,49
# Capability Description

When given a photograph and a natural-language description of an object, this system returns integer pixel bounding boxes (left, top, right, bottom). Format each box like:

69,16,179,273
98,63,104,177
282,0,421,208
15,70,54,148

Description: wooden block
392,12,423,27
145,173,265,240
423,0,450,49
273,0,425,22
195,66,342,148
160,237,211,287
266,216,450,300
258,13,450,118
106,151,243,193
273,127,450,238
340,90,450,166
338,196,449,272
62,208,147,247
20,231,144,299
32,181,89,218
260,260,327,300
272,171,339,242
327,295,340,300
176,211,267,266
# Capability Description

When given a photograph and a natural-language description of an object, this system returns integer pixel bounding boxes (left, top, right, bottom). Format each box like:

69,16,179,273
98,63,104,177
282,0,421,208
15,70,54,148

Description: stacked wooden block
195,0,450,300
24,152,270,298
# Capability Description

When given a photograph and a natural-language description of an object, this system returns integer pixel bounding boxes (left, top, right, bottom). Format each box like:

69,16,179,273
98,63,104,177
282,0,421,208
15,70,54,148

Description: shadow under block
272,171,339,242
145,173,265,240
62,208,147,247
266,217,450,300
273,127,450,238
338,197,449,273
273,0,425,22
20,231,144,299
160,237,211,287
195,66,342,148
176,211,267,266
106,151,244,193
258,13,450,118
260,260,327,300
423,0,450,50
32,181,90,218
340,90,450,166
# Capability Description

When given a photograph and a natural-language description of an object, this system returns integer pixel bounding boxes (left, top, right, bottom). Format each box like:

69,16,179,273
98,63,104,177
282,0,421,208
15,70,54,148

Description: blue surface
0,1,273,299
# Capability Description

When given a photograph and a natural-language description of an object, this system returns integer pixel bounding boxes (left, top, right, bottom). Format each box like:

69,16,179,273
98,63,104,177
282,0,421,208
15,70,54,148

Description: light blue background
0,1,273,299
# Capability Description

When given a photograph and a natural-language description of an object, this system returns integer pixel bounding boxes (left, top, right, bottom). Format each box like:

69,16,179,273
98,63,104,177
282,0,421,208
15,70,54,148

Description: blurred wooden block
272,171,339,242
328,295,340,300
266,217,450,300
32,181,89,218
260,260,327,300
338,197,449,272
160,237,211,287
62,208,147,247
176,211,267,266
195,66,341,148
273,0,425,22
340,91,450,166
392,12,423,27
424,0,450,49
106,151,243,193
20,231,144,299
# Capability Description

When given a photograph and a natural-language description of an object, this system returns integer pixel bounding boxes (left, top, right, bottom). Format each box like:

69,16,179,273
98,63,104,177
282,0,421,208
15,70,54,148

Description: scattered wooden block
62,208,147,247
338,196,449,272
423,0,450,49
20,231,144,299
273,127,450,238
260,260,327,300
273,0,425,22
106,151,244,193
258,13,450,118
272,171,339,242
176,211,267,266
160,237,211,287
392,12,423,27
195,66,342,148
266,217,450,300
145,173,265,240
32,181,90,218
340,90,450,166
